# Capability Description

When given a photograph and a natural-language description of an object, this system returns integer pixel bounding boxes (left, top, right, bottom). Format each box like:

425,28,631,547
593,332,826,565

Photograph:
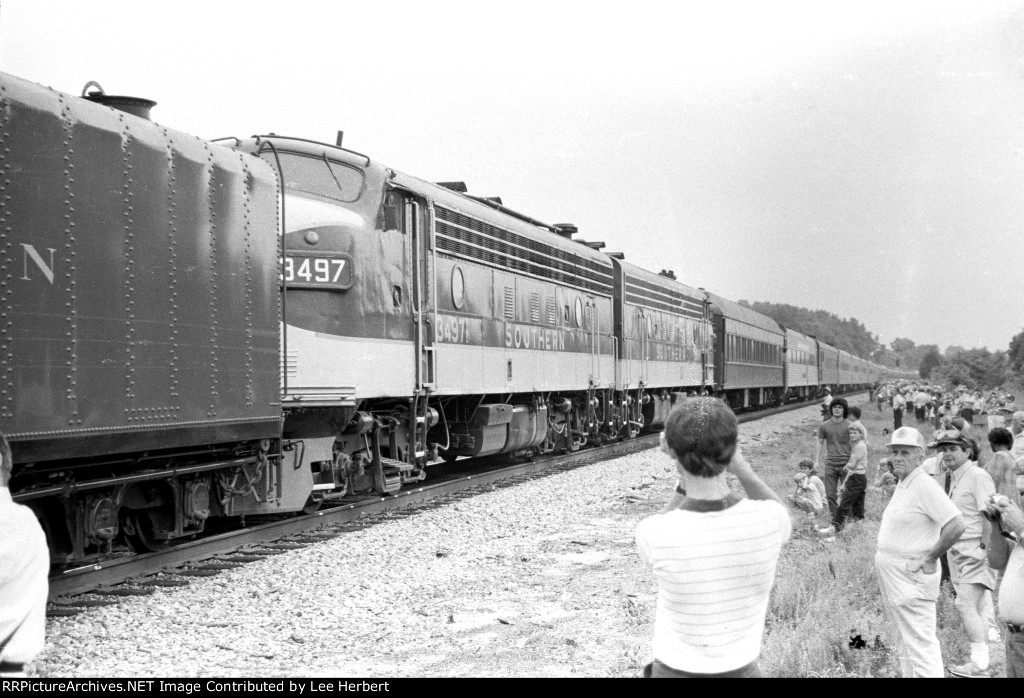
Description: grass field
754,396,1000,677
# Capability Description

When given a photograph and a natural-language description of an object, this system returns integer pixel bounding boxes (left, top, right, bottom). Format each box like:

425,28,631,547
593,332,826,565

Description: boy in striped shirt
637,398,792,677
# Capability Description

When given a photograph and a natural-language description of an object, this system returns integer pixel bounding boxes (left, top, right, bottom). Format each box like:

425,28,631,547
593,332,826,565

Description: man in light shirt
933,429,997,678
637,398,791,678
0,432,48,677
875,427,965,678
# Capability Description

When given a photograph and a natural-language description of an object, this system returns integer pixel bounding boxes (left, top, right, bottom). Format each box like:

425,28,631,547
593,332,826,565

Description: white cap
887,426,925,450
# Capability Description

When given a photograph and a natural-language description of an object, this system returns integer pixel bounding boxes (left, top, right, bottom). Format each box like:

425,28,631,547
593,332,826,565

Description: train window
574,297,584,328
264,152,364,203
451,266,465,309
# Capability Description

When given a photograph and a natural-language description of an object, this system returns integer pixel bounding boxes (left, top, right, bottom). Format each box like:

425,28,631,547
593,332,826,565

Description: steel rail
48,392,864,599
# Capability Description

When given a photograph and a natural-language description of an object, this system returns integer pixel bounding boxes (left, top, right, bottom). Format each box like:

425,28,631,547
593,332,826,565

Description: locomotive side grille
434,206,613,297
547,297,557,325
504,286,515,320
530,292,540,323
624,274,704,319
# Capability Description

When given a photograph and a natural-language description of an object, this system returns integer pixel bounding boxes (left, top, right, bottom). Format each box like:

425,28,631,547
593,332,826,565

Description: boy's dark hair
798,459,814,470
829,397,849,419
849,405,861,420
663,398,738,478
988,427,1013,450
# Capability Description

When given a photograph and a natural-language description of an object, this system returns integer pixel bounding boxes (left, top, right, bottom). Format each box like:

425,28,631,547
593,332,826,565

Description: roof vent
81,81,156,121
607,252,625,259
483,196,503,205
554,223,577,239
436,181,468,193
585,241,606,250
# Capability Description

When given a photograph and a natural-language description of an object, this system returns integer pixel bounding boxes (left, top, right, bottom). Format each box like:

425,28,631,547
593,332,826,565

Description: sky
1,0,1023,353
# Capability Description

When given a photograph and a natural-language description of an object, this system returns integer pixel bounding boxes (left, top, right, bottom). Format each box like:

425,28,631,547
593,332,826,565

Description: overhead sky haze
2,0,1022,353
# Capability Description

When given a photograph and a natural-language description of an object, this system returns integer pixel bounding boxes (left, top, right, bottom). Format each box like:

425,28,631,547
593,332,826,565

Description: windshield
261,151,364,203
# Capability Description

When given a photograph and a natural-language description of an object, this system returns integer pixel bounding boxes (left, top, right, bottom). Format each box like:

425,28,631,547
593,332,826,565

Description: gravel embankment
34,403,823,678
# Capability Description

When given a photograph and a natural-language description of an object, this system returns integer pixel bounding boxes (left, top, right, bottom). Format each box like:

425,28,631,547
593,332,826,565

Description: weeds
755,403,972,677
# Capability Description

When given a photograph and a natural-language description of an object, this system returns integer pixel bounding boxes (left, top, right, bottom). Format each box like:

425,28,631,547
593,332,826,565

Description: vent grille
504,286,515,320
624,274,704,318
547,297,557,325
530,292,540,322
435,206,612,296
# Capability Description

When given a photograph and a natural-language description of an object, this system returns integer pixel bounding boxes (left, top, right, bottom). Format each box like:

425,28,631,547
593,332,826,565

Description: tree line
738,300,1024,390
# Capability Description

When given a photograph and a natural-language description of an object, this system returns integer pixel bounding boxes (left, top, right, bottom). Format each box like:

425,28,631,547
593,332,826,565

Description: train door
700,302,712,389
408,197,435,391
586,296,600,385
637,307,649,386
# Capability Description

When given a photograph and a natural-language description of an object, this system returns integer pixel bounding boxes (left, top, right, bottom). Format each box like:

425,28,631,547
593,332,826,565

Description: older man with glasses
875,427,965,678
932,428,998,677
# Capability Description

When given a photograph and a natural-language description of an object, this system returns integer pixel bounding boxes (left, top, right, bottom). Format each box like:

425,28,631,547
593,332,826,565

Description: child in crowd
874,457,897,498
789,472,822,516
788,459,825,517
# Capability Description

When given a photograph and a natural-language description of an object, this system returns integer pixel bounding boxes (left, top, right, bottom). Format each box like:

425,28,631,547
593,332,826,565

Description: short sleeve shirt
808,474,826,503
947,462,995,541
816,419,851,468
846,441,867,475
877,467,961,555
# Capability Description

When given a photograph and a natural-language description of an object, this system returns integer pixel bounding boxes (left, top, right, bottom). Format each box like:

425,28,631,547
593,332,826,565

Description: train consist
1,73,914,564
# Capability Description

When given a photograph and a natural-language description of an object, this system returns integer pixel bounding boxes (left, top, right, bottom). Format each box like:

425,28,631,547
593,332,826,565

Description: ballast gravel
33,403,825,678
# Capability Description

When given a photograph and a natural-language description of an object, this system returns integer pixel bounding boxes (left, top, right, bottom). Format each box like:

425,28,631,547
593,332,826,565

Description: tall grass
753,398,972,677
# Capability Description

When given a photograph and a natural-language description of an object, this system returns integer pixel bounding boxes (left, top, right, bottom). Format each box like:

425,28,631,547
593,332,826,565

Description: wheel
120,510,169,553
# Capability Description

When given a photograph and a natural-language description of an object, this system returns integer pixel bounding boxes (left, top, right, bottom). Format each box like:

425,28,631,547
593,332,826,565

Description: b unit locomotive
1,73,912,564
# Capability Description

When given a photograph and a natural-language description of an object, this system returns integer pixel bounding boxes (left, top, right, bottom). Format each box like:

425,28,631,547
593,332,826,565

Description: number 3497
283,254,353,289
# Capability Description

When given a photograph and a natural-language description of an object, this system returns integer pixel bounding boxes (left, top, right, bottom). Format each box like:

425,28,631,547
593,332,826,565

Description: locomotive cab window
261,151,364,203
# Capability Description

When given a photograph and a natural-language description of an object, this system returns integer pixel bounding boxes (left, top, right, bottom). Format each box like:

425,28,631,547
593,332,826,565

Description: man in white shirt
875,427,965,678
0,432,48,677
932,429,997,677
892,390,907,430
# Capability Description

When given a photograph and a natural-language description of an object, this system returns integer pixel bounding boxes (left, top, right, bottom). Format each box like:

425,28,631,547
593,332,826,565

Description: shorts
947,541,995,590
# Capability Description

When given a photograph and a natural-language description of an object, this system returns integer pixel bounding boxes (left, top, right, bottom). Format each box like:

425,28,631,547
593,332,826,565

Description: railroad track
47,394,859,611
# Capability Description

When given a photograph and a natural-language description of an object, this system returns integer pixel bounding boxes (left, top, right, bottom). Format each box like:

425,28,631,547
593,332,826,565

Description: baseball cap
928,429,970,449
887,427,925,450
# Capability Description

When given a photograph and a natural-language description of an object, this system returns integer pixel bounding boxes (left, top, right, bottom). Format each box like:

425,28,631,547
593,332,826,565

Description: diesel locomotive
0,72,913,564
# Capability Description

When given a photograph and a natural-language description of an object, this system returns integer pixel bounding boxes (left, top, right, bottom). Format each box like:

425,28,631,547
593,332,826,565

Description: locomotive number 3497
283,252,354,290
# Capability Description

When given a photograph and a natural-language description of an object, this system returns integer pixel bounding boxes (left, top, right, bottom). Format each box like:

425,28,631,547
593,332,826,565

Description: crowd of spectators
640,382,1024,678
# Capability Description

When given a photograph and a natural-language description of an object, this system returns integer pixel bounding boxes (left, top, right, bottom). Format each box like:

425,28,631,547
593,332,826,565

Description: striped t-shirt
635,498,792,673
